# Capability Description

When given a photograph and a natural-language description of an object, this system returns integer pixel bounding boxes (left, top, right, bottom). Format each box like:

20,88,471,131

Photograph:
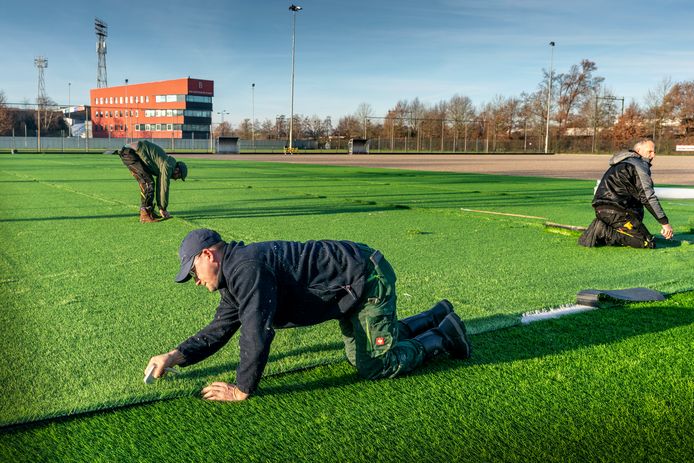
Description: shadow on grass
255,302,694,397
176,203,407,220
452,303,693,369
182,341,346,381
5,301,691,432
655,233,694,248
0,212,138,223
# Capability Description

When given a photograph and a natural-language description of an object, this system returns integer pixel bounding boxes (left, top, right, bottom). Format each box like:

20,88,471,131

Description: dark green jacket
132,140,177,210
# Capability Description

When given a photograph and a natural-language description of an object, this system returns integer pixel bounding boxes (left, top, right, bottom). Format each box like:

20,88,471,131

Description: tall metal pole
288,5,302,153
217,110,229,135
95,18,108,88
592,94,598,153
544,41,555,154
251,83,256,149
125,78,129,143
35,56,47,152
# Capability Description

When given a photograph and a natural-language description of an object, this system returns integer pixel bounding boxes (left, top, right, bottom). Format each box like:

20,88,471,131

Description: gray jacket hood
609,149,649,166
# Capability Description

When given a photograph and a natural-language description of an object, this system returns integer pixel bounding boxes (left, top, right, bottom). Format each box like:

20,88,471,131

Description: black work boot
578,219,607,247
398,299,454,339
414,313,472,360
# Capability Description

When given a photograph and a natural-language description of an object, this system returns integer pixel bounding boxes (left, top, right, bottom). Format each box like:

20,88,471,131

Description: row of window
144,109,212,118
186,95,212,103
134,123,210,132
96,123,210,132
93,94,212,106
95,110,139,118
94,109,212,119
136,123,177,131
155,94,213,104
94,95,149,105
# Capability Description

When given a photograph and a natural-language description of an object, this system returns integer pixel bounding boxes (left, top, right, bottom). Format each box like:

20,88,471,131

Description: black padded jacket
592,150,669,225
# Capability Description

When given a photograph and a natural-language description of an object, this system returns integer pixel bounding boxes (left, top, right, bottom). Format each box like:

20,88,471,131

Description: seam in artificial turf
4,289,692,432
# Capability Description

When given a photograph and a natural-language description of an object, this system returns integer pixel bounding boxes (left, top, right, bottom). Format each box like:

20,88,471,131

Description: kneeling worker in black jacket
146,229,471,401
579,138,674,248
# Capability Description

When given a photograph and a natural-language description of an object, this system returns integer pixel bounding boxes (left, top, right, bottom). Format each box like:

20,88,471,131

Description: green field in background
1,153,692,462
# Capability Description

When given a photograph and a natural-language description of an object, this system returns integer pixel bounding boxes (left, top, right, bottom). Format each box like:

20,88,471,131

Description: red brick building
89,77,213,139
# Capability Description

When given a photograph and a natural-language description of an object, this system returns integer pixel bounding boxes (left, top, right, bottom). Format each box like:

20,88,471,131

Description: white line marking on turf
460,208,548,220
521,304,598,324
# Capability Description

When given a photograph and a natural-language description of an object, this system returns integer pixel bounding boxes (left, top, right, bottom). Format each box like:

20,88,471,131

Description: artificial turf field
0,153,692,462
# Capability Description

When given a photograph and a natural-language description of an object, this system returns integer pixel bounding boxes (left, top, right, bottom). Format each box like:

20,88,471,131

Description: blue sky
2,0,692,125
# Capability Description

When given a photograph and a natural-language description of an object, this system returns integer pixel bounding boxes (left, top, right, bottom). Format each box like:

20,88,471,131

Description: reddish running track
176,153,694,186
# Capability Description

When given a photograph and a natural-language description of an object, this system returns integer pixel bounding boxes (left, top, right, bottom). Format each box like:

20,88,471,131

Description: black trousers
119,151,155,210
579,208,655,248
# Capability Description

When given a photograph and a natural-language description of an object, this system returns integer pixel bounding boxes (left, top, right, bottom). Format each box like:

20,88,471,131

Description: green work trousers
339,249,426,379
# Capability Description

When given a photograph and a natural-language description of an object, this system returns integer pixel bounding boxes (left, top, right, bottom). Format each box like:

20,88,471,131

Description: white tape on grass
655,188,694,200
521,304,598,324
594,180,694,199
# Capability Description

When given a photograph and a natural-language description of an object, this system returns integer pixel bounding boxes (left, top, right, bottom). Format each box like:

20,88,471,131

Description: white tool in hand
144,364,179,384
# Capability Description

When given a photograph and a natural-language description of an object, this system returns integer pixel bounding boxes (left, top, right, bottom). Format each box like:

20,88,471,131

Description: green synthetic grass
1,292,692,462
0,153,693,461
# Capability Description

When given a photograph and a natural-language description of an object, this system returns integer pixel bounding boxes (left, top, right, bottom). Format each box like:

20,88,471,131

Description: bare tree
663,80,694,139
446,94,477,150
334,115,361,138
355,103,373,138
383,100,409,139
448,95,475,125
238,118,253,139
478,95,521,151
0,91,13,135
612,102,646,149
555,59,604,132
259,118,275,139
407,97,427,133
644,76,673,142
213,121,232,137
275,115,288,140
304,115,327,140
519,91,547,149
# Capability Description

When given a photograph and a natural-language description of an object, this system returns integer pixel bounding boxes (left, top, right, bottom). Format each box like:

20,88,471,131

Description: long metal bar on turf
544,222,587,232
460,208,547,220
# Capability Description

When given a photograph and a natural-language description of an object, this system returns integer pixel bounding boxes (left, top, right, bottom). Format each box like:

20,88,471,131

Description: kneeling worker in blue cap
111,140,187,223
145,229,472,401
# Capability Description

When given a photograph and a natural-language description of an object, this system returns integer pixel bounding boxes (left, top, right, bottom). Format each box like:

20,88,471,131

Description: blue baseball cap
175,229,223,283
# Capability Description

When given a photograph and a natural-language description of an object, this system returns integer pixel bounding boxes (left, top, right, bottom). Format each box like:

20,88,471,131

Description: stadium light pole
125,78,129,143
544,41,555,154
252,83,256,149
68,82,71,137
217,110,229,135
288,4,302,153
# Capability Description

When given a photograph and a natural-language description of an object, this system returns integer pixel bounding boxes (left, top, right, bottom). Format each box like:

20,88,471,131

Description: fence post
441,119,445,152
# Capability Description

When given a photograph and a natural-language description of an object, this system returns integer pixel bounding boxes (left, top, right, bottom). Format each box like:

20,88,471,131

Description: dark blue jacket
177,240,374,394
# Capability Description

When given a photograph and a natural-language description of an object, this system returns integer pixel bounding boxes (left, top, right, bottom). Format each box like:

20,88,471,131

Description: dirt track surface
177,153,694,186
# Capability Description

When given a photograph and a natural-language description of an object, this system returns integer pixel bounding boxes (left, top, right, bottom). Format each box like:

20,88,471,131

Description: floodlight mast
95,18,108,88
288,4,302,153
34,56,48,152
